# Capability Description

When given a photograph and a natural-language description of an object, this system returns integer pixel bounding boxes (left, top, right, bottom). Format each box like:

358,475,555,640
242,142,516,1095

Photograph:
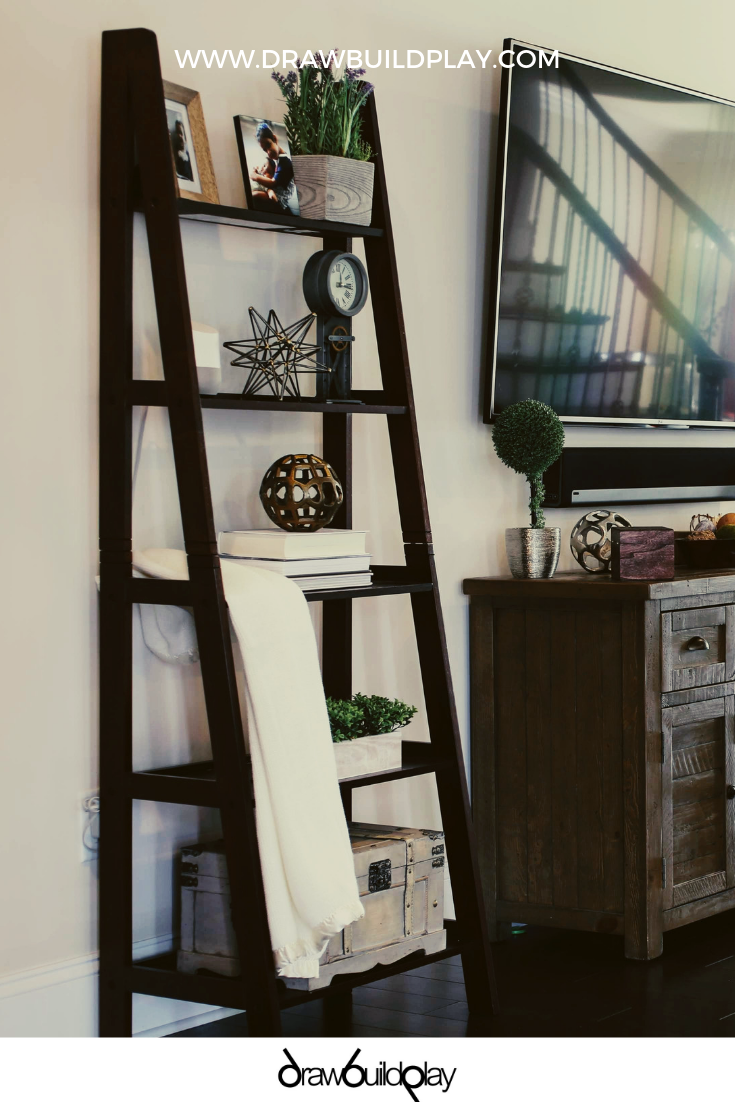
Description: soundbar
543,448,735,508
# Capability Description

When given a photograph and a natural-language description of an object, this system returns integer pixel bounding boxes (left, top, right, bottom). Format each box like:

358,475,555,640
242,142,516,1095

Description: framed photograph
163,80,219,204
234,115,300,217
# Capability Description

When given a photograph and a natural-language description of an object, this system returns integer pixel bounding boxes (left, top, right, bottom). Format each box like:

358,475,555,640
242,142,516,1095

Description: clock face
302,249,369,317
328,258,361,314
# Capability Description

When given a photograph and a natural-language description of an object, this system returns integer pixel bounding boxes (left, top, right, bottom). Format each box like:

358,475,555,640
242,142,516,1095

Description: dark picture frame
234,115,300,216
163,80,219,204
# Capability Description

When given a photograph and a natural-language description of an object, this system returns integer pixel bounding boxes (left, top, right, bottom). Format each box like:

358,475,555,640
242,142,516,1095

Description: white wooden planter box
333,733,402,780
292,155,375,225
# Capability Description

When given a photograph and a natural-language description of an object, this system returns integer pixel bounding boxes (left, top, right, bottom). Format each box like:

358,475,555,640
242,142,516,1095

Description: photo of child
165,100,202,194
234,115,300,217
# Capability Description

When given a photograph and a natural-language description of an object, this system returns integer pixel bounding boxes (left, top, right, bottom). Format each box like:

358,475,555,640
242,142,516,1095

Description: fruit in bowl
718,513,735,530
688,514,717,540
716,524,735,540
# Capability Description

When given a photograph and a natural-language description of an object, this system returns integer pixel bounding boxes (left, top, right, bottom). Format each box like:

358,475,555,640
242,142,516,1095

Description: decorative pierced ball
259,454,343,532
570,509,631,573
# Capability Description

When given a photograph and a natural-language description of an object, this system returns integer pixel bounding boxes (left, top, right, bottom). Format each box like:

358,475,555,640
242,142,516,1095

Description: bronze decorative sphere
570,509,631,573
259,454,344,532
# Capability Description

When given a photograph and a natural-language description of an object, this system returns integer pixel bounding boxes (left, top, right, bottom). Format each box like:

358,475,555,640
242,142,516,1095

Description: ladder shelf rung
128,957,245,1009
339,744,451,791
132,193,385,238
203,393,407,415
130,741,448,807
304,574,432,601
125,572,432,606
128,380,407,415
128,578,194,605
280,933,471,1010
128,922,470,1013
174,197,385,238
130,766,218,808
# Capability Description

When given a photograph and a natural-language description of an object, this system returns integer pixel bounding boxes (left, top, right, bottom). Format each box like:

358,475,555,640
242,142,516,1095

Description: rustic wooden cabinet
463,570,735,960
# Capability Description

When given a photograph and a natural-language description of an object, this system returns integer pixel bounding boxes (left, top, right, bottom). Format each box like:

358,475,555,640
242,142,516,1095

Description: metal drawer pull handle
685,636,710,652
727,785,735,800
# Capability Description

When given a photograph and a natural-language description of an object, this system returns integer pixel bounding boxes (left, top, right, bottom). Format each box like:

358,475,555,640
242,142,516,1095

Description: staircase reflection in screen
490,44,735,425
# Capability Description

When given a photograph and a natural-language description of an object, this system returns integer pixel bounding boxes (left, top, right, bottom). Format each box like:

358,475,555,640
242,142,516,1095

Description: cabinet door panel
672,743,718,778
493,604,624,913
673,796,722,835
673,768,724,807
663,695,735,909
672,716,723,752
673,820,723,868
673,871,727,905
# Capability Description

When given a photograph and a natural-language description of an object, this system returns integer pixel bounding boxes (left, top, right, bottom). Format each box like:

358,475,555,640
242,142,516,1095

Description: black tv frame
483,38,735,429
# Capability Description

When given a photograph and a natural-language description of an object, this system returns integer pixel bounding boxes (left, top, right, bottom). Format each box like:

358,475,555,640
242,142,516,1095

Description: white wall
3,0,735,1036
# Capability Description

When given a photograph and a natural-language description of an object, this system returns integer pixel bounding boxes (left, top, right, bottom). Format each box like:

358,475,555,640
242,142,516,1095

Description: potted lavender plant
272,52,375,225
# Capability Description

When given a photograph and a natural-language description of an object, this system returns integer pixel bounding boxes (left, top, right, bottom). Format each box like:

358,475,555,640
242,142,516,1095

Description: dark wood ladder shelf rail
99,27,496,1037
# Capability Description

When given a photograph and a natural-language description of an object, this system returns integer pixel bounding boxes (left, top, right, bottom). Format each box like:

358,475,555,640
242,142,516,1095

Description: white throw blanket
133,548,364,978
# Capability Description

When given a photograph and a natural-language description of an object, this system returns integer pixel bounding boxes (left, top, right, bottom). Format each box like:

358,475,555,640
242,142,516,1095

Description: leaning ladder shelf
99,27,497,1036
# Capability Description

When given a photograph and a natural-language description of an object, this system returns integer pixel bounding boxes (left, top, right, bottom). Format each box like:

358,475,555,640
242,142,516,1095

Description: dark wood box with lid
463,569,735,960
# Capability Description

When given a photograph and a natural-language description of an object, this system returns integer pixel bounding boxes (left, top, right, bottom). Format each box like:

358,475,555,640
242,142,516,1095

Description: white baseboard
0,935,235,1038
0,890,457,1037
0,950,99,1003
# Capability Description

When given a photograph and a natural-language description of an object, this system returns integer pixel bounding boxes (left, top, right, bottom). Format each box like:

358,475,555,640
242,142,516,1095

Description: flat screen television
485,40,735,427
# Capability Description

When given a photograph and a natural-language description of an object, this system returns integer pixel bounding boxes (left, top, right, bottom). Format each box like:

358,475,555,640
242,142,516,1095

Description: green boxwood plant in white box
327,693,417,780
272,52,375,225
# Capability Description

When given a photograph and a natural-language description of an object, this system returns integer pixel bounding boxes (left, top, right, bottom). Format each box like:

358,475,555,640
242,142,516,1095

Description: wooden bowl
674,532,735,569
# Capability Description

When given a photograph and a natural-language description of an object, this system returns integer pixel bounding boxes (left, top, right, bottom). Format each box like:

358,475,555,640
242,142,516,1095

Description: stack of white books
217,529,371,591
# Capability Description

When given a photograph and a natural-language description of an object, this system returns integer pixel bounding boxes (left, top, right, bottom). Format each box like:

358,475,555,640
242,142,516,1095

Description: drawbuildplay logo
279,1048,456,1099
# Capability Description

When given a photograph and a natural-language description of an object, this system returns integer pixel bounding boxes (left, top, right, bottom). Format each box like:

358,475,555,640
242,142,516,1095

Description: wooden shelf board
127,923,468,1013
129,767,218,809
126,571,432,607
175,197,384,237
131,742,445,807
304,577,432,602
128,381,406,415
201,395,407,415
338,757,448,791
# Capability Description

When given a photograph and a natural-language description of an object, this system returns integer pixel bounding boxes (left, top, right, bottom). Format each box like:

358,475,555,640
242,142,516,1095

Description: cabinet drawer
661,606,735,692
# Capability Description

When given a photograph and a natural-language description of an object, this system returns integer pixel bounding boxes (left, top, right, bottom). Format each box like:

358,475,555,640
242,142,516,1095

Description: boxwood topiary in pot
492,399,565,578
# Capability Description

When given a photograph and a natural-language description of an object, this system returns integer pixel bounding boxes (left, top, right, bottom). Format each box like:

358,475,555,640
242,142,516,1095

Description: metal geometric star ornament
223,308,330,400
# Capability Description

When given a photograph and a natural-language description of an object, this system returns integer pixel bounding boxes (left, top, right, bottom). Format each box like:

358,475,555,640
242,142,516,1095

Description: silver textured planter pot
292,155,375,225
505,527,561,579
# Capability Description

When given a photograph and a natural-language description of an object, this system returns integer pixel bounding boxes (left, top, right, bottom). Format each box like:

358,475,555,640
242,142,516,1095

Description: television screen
485,41,735,427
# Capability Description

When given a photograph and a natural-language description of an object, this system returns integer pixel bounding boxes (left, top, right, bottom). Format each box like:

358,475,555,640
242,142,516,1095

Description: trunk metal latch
368,859,392,892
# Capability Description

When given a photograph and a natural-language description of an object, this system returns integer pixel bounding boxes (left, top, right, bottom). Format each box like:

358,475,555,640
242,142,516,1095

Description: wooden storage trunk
176,823,447,991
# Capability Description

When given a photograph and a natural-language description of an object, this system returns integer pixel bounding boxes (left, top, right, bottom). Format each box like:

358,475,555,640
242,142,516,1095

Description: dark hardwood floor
171,911,735,1037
